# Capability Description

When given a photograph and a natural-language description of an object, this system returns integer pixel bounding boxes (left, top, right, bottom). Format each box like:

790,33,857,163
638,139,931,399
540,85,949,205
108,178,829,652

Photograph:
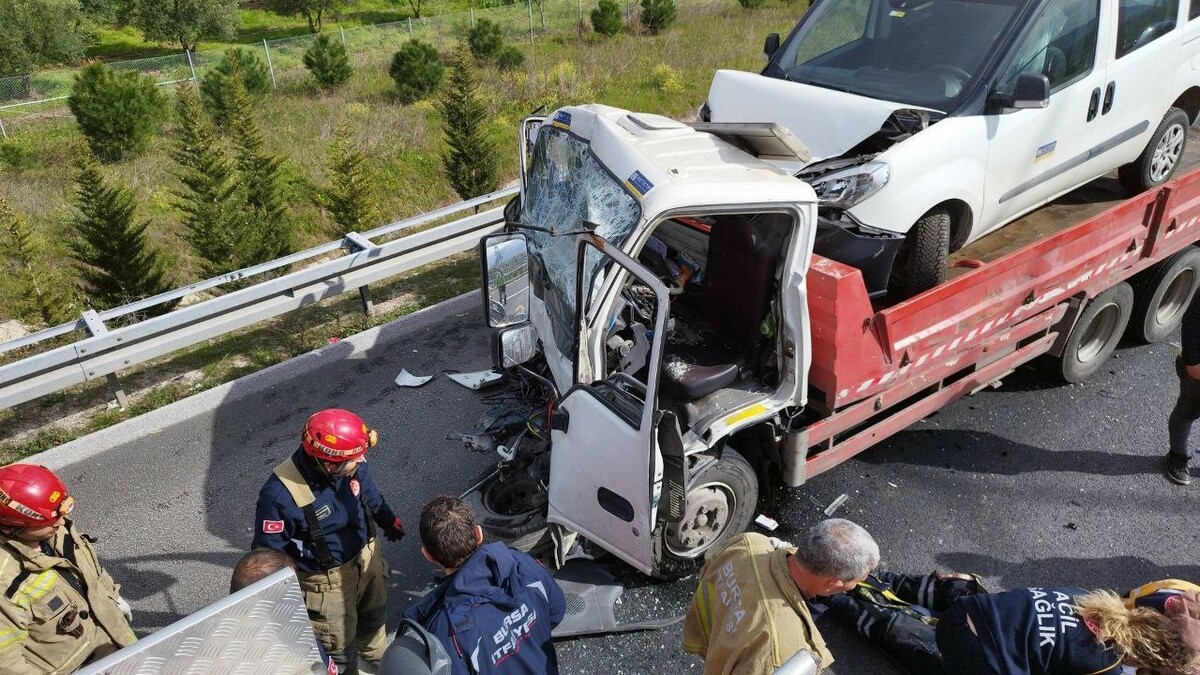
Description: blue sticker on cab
552,110,571,129
626,170,654,198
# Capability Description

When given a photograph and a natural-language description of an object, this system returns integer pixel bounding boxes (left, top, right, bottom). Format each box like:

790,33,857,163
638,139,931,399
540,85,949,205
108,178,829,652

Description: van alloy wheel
1151,121,1186,184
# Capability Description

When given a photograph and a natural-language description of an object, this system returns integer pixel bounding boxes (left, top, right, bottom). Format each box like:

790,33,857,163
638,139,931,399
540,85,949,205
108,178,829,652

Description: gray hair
794,518,879,581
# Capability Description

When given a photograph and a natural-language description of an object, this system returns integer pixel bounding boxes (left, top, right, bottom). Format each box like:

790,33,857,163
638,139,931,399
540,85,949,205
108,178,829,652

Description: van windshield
766,0,1029,110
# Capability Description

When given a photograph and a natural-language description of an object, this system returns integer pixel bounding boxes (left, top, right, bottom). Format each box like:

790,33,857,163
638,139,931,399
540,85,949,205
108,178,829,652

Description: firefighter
253,408,406,675
0,463,137,674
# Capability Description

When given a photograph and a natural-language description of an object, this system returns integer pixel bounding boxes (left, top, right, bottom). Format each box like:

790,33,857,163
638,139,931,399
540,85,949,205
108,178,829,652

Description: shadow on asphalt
857,429,1162,477
936,552,1200,591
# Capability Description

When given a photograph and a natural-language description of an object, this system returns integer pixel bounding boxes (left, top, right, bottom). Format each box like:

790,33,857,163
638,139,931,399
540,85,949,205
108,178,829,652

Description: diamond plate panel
79,569,324,675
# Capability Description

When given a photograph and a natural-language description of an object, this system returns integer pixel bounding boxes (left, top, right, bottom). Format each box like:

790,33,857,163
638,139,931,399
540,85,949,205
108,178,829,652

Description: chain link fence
0,0,732,137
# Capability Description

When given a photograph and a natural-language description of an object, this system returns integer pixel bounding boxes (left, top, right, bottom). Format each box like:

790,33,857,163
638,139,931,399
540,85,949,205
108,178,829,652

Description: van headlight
808,161,890,210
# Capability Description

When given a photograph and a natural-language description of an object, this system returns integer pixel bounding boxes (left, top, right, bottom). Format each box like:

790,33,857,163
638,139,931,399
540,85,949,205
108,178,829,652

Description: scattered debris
394,369,434,387
754,514,779,531
1064,522,1078,531
447,432,496,453
447,370,505,390
824,493,850,516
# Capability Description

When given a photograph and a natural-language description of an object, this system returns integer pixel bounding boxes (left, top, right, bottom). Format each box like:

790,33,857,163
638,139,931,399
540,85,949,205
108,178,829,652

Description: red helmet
0,464,74,528
302,409,378,463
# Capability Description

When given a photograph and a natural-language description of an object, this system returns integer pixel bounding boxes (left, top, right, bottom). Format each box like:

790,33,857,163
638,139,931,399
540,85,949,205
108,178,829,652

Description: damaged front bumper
812,212,904,298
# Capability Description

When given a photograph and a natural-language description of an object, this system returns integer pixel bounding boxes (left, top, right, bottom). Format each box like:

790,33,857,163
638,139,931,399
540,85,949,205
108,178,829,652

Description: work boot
1166,454,1191,486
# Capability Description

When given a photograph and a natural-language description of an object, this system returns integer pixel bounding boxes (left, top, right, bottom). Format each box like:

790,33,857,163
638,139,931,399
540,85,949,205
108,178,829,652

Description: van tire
892,208,950,301
1055,282,1134,383
1119,107,1189,195
651,449,758,579
1127,247,1200,343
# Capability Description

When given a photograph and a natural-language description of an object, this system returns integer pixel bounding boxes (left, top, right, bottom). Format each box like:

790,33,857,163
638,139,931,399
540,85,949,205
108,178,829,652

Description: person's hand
384,516,406,542
116,595,132,622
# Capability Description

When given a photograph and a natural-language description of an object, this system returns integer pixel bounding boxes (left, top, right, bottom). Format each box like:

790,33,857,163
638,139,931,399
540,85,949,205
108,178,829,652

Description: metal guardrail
0,186,518,410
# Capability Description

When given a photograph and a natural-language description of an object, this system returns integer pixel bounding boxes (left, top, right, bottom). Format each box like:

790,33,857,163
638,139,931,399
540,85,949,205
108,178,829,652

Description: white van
702,0,1200,297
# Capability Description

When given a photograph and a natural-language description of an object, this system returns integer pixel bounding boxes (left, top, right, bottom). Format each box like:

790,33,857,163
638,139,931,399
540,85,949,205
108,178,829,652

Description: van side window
1192,0,1200,20
1117,0,1179,56
998,0,1099,95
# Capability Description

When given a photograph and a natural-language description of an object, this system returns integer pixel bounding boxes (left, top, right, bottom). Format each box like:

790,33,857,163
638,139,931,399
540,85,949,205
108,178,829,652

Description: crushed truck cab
471,103,1200,578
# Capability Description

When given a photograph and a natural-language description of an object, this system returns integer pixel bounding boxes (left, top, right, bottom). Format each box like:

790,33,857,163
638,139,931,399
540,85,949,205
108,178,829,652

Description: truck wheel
652,449,758,579
1119,107,1189,195
1127,247,1200,343
890,207,950,301
1056,282,1134,383
463,469,550,549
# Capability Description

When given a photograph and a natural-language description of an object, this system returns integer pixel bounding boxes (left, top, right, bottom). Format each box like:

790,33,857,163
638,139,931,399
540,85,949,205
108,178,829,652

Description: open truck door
545,234,670,574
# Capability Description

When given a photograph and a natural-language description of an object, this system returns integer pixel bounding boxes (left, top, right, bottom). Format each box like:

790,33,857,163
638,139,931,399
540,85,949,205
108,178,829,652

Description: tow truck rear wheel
1128,247,1200,343
651,449,758,579
1054,282,1134,383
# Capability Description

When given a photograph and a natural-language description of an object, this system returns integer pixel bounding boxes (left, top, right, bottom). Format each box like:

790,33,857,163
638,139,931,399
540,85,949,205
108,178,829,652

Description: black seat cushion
662,357,739,401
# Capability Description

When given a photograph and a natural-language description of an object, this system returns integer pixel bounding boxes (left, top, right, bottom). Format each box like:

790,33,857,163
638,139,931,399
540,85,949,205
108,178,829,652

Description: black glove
385,516,406,542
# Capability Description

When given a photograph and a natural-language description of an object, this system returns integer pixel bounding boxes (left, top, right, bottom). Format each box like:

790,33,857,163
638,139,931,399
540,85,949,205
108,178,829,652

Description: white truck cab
704,0,1200,297
479,104,819,575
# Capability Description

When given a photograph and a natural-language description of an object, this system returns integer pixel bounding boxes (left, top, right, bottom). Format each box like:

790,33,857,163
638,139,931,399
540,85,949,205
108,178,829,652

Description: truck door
980,0,1111,232
1089,0,1184,170
546,235,669,575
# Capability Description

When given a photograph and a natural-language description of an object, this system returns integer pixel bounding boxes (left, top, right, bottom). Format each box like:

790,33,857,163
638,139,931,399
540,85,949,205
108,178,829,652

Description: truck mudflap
813,217,904,298
78,568,324,675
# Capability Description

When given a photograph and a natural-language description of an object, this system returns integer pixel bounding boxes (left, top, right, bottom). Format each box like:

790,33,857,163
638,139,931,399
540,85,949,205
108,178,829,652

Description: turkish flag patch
261,520,285,534
349,479,360,497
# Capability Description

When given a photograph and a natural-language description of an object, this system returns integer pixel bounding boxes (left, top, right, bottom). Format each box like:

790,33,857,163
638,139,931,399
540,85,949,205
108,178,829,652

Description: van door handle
1102,82,1116,114
1087,88,1101,121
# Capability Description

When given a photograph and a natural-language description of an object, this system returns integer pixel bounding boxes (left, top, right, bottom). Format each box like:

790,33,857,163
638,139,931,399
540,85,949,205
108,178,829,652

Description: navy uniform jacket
405,542,565,675
958,587,1122,675
253,448,399,572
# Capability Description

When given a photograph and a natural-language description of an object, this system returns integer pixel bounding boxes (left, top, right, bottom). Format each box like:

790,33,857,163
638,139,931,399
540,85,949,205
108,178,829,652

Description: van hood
706,70,940,165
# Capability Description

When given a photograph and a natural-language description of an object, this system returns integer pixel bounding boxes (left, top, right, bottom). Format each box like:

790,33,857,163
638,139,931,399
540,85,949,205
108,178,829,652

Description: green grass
0,0,804,459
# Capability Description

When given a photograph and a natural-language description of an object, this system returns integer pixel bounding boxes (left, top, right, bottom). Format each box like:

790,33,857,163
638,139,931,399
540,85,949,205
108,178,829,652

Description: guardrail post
262,39,277,89
80,310,130,409
344,232,378,316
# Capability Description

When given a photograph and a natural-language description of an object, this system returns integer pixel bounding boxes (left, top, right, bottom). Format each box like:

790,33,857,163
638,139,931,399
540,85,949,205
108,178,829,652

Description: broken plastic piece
394,369,433,387
754,514,779,531
447,433,496,454
824,493,849,516
447,370,505,390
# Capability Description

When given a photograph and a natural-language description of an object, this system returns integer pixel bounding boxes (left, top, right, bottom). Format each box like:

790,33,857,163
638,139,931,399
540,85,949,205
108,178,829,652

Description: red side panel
806,169,1200,410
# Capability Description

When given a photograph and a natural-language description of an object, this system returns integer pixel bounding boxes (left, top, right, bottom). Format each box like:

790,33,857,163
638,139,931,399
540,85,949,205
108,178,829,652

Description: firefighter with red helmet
253,408,405,675
0,463,136,674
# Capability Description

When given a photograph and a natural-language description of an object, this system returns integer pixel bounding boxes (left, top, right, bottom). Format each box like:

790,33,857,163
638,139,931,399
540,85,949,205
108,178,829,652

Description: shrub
640,0,676,34
0,140,33,172
68,63,168,162
468,18,504,61
591,0,623,35
496,46,525,71
439,48,499,200
303,33,354,89
738,0,767,8
389,40,445,105
200,48,272,125
651,64,684,93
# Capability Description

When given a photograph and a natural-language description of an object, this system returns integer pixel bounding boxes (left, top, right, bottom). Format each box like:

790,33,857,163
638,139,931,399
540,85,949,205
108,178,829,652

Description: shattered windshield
522,125,642,358
766,0,1026,110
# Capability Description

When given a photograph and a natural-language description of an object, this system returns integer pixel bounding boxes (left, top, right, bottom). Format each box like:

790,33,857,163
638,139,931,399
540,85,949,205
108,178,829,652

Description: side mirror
493,324,538,369
479,232,530,328
764,33,781,59
994,72,1050,111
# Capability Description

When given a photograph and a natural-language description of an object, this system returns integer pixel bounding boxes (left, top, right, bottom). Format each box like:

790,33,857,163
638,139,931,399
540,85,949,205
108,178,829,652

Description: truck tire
1056,282,1134,383
1127,247,1200,343
463,469,549,547
651,449,758,579
1119,107,1189,195
891,207,950,301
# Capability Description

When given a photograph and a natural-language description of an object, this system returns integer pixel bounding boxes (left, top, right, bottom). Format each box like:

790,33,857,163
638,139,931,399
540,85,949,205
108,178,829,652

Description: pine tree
438,47,499,200
69,63,169,162
591,0,623,35
200,48,272,126
320,126,379,236
389,40,444,105
170,85,245,277
303,33,353,90
0,196,75,326
226,62,293,264
69,153,171,310
640,0,676,34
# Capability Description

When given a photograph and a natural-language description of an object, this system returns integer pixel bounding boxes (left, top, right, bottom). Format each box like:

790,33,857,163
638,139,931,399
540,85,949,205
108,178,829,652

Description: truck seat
661,218,775,401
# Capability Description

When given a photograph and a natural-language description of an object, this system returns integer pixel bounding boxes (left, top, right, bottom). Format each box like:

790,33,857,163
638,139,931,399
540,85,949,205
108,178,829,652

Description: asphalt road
34,291,1200,675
